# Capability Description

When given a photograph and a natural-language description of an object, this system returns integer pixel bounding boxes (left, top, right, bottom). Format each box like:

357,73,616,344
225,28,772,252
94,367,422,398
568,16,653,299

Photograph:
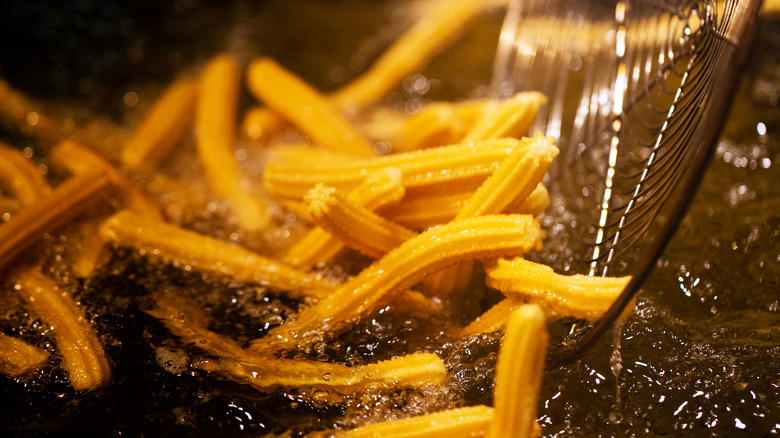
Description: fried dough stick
385,182,549,230
330,0,494,109
201,353,446,395
452,134,557,218
305,184,416,259
397,99,488,151
242,0,498,142
0,170,111,274
390,91,545,152
461,92,546,143
197,54,271,231
99,210,334,299
121,75,197,169
424,134,557,296
484,257,630,320
241,106,287,141
13,269,111,390
247,58,375,157
150,294,446,393
50,139,162,219
464,260,631,334
333,405,496,438
0,333,49,377
284,167,405,267
254,214,544,351
0,142,51,206
460,298,528,337
487,305,547,438
326,305,547,437
49,139,163,276
264,138,522,201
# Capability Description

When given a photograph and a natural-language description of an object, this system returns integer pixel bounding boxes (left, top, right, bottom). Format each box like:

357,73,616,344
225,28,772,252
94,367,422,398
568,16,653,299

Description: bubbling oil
0,1,777,436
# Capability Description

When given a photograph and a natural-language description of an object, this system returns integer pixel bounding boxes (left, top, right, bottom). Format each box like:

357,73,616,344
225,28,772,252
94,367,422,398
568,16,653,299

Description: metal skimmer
491,0,763,365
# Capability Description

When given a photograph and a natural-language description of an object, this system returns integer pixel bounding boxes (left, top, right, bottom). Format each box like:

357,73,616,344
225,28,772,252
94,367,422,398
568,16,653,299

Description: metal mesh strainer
492,0,763,364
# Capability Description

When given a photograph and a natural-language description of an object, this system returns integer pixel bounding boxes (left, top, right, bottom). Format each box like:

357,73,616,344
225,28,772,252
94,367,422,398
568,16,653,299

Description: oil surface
0,1,778,436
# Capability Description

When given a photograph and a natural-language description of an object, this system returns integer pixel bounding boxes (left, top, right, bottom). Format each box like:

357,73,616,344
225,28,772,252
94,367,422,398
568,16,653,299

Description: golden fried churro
0,142,51,206
455,133,557,219
399,99,487,150
385,182,549,231
243,0,496,144
256,214,544,350
99,210,334,298
485,257,630,320
330,0,489,110
13,268,111,390
264,138,521,200
384,190,472,230
247,58,374,157
241,106,286,141
51,139,162,220
283,167,405,267
305,184,416,259
424,133,557,295
267,143,361,164
461,298,527,336
199,353,446,394
69,220,112,279
0,170,112,274
197,54,271,231
335,405,495,437
121,75,197,168
48,139,159,277
487,305,547,438
0,333,49,377
150,294,446,393
503,182,549,216
461,92,546,142
325,305,547,437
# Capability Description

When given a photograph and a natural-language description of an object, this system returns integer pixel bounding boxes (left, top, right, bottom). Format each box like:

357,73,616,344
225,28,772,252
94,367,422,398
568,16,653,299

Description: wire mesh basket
492,0,763,361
